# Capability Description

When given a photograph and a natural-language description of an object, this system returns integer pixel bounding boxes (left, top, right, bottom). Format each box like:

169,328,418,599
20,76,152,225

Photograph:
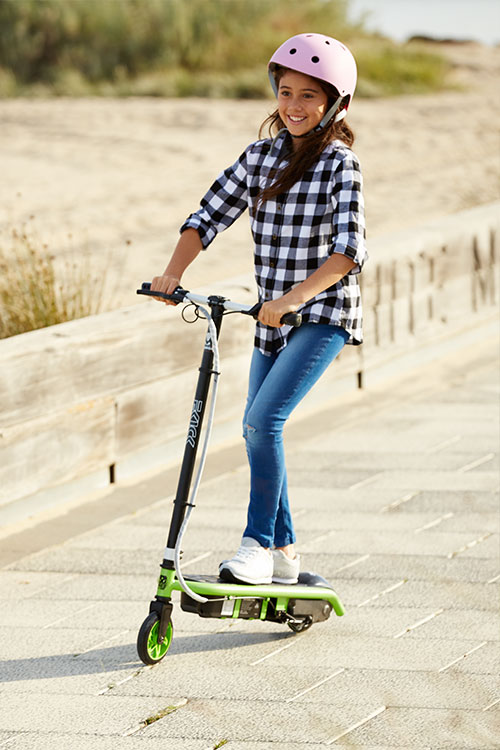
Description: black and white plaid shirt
180,130,367,355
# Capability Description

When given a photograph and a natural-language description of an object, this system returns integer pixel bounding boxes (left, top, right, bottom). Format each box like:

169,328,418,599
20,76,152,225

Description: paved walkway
0,335,498,749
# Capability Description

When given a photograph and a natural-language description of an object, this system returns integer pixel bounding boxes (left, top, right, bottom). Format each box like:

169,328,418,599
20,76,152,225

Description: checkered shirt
180,130,368,355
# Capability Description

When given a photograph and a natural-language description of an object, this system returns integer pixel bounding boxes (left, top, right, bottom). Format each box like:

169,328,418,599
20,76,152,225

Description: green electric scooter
135,283,344,665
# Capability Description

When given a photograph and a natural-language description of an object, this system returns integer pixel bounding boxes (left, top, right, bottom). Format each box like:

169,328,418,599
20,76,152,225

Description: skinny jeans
242,323,349,548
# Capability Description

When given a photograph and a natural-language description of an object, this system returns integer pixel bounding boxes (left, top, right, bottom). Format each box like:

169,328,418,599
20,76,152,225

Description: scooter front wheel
137,612,174,665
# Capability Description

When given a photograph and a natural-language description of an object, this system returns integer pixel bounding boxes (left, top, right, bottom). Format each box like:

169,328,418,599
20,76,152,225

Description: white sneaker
219,537,273,584
272,549,300,584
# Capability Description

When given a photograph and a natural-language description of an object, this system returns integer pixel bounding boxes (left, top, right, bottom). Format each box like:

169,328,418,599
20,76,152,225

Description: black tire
137,612,173,665
287,618,313,633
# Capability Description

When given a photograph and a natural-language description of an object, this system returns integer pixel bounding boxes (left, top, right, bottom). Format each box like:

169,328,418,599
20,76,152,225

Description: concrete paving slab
141,697,388,744
308,553,499,583
288,449,499,474
340,706,498,747
386,489,499,514
122,662,499,711
402,608,500,641
226,745,412,750
438,640,499,675
365,470,499,493
330,605,499,642
2,736,209,750
210,744,338,750
247,629,494,674
7,546,163,577
293,528,498,558
0,693,186,736
0,658,138,698
65,523,167,550
0,571,78,600
285,668,499,712
5,573,153,602
340,578,498,612
0,599,145,631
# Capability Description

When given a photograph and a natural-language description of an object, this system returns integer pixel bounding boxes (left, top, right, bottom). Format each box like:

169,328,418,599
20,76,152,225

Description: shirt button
277,204,282,211
272,233,278,241
269,260,277,268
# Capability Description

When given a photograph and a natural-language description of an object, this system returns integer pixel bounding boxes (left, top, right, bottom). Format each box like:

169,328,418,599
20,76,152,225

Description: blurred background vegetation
0,222,107,338
0,0,450,98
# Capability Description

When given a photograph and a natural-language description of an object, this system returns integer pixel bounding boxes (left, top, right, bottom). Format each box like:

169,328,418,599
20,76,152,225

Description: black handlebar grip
136,282,186,303
280,312,302,327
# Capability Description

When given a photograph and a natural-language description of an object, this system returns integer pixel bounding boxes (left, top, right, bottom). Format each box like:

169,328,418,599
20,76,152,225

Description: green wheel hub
137,612,173,665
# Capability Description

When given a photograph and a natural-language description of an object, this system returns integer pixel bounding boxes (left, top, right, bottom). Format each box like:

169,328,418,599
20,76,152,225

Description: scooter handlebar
245,302,302,328
137,283,302,327
137,282,186,304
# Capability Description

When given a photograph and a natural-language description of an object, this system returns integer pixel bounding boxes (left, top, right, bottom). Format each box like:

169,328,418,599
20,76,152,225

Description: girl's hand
150,274,181,305
258,297,299,328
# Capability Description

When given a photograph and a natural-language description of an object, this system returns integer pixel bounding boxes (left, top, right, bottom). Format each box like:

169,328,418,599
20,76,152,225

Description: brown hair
257,67,355,205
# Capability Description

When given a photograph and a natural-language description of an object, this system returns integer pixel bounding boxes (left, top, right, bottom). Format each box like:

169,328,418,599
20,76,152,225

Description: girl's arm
258,253,356,327
150,228,203,304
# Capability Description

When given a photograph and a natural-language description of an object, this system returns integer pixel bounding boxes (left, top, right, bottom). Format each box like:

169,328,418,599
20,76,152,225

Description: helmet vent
311,56,320,63
289,48,297,54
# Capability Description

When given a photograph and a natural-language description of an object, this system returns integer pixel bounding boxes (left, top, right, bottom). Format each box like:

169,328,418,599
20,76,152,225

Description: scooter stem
173,304,220,604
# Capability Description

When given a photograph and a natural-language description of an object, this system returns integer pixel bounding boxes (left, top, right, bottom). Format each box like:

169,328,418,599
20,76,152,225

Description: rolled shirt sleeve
330,151,367,274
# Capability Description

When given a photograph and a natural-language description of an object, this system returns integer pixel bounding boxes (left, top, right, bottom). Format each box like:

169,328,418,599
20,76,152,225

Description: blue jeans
242,323,349,548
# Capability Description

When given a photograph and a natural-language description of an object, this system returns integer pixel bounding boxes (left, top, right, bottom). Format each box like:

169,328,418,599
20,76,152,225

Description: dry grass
0,222,107,338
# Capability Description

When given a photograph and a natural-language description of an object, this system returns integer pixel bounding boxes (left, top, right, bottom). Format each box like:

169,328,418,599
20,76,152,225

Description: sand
1,42,499,309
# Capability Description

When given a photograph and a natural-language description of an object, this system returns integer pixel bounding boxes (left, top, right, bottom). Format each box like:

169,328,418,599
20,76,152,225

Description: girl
151,33,367,586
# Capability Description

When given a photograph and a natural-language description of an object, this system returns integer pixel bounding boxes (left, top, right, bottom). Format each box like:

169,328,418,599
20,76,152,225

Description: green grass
0,222,107,338
142,705,180,725
0,0,450,99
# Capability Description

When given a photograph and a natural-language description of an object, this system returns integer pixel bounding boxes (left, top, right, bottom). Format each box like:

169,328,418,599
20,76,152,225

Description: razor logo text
186,399,203,448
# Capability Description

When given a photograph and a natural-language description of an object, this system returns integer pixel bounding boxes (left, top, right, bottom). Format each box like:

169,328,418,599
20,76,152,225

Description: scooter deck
172,572,345,617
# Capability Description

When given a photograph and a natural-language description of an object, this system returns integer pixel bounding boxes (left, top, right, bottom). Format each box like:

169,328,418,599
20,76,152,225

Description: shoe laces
234,544,262,562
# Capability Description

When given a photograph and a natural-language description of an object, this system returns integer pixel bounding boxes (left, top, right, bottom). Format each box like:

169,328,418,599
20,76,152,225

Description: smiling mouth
288,115,307,123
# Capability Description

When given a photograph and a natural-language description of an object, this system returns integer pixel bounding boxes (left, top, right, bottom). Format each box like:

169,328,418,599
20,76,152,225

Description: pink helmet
268,33,357,125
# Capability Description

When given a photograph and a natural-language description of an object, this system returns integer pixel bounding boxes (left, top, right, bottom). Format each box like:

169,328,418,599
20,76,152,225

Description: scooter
135,282,344,665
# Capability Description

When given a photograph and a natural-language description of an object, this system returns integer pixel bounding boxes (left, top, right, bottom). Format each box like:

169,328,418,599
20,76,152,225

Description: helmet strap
319,95,344,127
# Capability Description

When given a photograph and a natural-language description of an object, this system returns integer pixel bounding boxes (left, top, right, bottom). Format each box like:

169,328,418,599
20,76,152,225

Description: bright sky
348,0,500,45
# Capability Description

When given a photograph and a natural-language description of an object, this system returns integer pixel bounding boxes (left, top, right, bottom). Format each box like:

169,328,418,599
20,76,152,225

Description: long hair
257,67,355,205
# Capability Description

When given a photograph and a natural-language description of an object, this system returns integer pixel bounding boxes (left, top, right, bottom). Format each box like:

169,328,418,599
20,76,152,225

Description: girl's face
277,69,328,141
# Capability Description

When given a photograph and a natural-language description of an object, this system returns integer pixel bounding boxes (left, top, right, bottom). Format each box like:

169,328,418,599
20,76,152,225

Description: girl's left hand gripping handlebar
137,282,186,304
137,282,302,327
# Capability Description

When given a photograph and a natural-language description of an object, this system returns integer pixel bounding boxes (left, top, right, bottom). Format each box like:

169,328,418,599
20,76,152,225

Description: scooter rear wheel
137,612,174,665
287,618,313,633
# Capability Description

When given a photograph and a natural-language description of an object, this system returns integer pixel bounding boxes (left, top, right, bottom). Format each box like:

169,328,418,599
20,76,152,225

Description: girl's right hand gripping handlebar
137,282,302,327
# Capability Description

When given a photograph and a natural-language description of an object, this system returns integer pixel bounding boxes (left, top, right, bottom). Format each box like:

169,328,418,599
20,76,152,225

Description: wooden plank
0,397,115,506
115,353,252,459
0,299,252,428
